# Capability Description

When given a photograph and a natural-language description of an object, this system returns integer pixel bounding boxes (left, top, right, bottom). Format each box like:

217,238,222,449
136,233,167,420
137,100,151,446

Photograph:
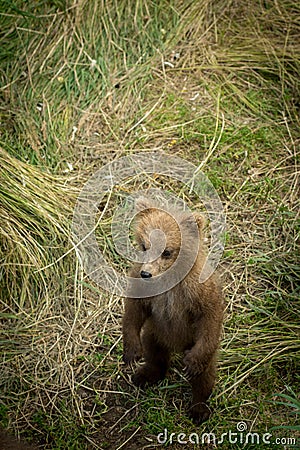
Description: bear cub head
133,197,205,280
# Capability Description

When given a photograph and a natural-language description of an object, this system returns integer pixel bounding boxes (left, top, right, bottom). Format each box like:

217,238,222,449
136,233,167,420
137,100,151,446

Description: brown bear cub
122,197,224,423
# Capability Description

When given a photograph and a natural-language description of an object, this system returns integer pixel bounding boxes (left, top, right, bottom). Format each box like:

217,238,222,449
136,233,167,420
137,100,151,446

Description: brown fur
0,428,36,450
122,198,224,423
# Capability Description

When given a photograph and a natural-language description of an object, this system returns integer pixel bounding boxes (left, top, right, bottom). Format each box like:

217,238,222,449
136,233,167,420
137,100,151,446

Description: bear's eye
141,242,147,251
162,249,172,258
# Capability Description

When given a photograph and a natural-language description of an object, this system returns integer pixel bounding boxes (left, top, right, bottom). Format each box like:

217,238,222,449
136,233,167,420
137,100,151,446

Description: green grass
0,0,299,448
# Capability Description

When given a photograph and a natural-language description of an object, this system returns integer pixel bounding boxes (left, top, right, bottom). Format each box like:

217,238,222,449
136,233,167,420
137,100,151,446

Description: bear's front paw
132,365,166,386
190,402,211,424
132,368,149,387
183,350,204,378
123,343,143,364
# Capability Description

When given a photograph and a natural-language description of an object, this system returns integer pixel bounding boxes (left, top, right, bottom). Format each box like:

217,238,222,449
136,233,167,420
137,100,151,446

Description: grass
0,0,299,448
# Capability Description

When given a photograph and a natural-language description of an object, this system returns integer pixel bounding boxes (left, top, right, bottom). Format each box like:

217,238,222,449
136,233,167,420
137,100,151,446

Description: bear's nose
140,270,152,279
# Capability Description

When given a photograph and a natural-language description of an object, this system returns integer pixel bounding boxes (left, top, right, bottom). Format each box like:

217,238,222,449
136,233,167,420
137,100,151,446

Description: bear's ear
135,196,154,212
180,212,205,231
193,212,206,231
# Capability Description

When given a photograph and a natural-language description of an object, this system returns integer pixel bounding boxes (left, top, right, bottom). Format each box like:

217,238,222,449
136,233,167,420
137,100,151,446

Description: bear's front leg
183,327,218,424
183,304,222,422
184,351,217,424
132,325,170,386
122,298,148,364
